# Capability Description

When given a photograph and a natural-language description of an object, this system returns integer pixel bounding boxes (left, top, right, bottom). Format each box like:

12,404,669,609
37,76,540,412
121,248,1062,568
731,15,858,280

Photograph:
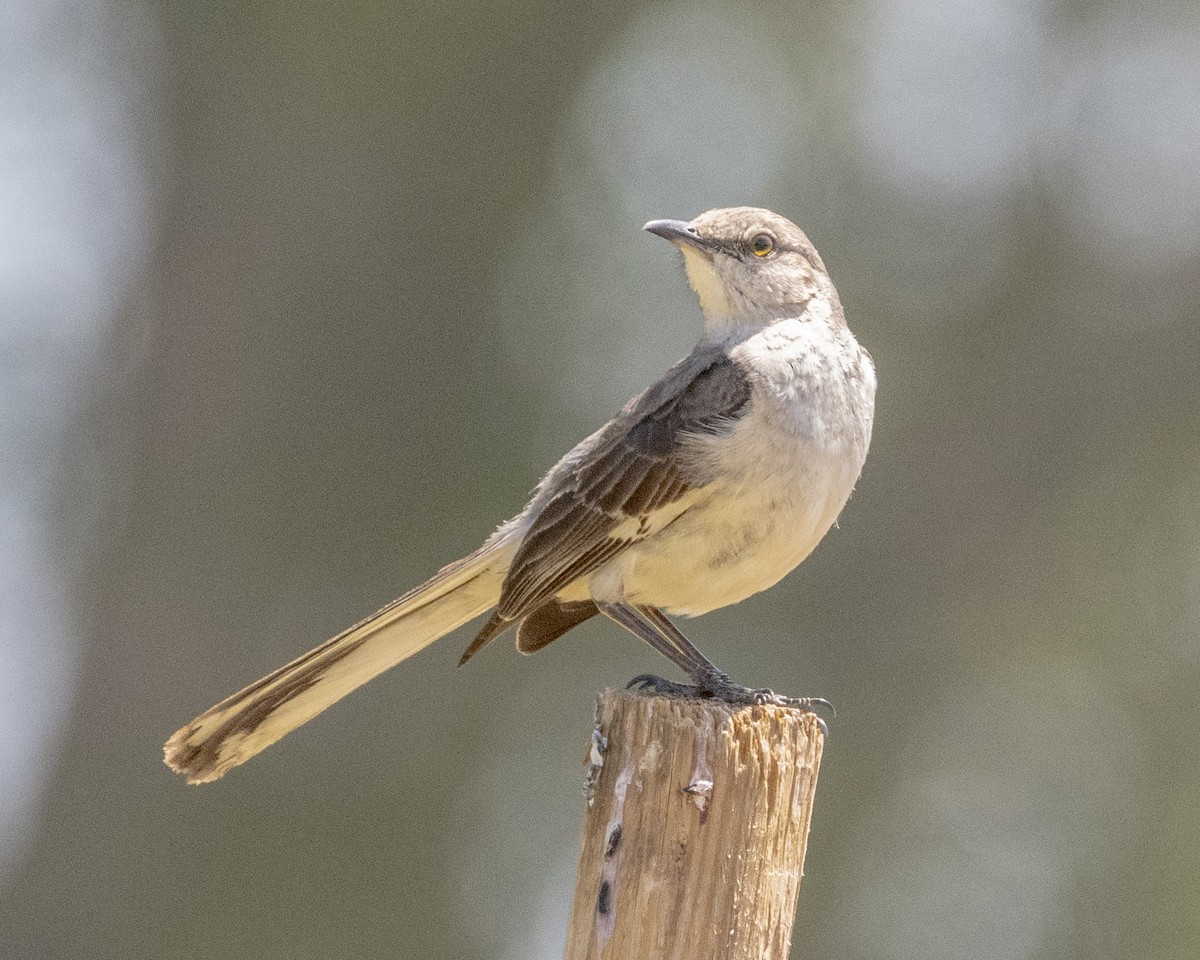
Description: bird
164,207,876,784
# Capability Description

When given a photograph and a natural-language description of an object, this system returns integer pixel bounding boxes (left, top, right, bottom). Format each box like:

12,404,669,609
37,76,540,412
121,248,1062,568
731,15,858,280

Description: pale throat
680,246,736,330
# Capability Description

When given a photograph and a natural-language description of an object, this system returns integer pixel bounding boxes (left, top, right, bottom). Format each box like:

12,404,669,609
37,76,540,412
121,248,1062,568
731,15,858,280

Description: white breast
590,316,876,616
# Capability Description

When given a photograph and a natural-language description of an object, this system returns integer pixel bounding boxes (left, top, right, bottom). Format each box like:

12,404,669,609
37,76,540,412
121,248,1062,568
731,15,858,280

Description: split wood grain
563,688,824,960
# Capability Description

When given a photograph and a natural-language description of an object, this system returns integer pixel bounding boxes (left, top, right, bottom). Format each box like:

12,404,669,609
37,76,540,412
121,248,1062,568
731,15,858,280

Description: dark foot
701,674,834,714
626,674,698,697
626,673,832,735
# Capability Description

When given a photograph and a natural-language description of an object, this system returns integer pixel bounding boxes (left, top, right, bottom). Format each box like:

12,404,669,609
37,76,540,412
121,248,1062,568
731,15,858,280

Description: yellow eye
750,233,775,257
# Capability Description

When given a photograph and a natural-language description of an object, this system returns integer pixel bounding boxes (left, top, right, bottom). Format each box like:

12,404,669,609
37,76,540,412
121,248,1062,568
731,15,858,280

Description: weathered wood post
563,689,825,959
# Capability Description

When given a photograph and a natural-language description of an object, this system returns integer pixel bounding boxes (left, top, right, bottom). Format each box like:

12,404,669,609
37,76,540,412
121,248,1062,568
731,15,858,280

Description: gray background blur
2,0,1198,957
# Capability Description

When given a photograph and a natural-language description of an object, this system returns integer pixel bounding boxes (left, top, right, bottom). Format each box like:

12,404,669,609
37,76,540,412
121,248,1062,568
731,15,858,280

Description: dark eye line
716,237,795,260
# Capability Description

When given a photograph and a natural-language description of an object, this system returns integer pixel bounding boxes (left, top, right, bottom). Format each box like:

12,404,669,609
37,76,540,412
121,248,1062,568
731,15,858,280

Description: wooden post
563,689,825,960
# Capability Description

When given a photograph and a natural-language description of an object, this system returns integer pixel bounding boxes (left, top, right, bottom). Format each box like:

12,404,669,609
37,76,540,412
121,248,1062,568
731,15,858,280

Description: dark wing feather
495,345,752,628
516,600,599,653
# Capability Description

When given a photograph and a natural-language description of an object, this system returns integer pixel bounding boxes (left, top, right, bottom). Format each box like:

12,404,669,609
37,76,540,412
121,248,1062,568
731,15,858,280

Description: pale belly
558,323,875,617
580,449,862,616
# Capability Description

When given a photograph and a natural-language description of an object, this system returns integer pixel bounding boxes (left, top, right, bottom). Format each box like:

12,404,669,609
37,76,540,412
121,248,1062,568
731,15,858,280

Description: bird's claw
625,673,832,736
626,673,696,697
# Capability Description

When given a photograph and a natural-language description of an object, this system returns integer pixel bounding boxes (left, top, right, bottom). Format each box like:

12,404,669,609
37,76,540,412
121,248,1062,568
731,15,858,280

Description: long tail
164,538,512,784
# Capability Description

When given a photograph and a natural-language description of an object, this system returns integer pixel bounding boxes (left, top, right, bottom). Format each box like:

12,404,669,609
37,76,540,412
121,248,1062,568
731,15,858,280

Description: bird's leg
640,606,833,712
596,601,712,686
598,602,832,724
635,605,730,687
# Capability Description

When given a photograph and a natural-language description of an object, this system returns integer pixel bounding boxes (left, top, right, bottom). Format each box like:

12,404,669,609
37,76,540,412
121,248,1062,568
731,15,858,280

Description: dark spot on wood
597,880,612,915
605,823,622,859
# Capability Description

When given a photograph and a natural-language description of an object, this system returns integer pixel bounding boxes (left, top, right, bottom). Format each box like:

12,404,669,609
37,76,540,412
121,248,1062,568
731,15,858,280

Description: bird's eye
750,234,775,257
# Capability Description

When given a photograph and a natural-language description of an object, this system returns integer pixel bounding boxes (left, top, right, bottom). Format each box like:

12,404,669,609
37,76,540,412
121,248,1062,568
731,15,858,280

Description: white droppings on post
684,721,715,819
585,720,608,807
595,752,633,950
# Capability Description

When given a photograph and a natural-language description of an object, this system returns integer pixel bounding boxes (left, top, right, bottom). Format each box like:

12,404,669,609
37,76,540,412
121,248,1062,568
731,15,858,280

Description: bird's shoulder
493,342,753,621
616,340,751,441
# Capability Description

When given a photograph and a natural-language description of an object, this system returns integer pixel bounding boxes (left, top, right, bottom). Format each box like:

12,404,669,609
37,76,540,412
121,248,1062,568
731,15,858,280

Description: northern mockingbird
164,207,876,784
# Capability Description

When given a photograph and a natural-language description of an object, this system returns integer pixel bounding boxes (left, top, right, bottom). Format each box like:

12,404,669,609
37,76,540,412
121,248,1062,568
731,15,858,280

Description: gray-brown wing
499,346,751,624
457,347,752,664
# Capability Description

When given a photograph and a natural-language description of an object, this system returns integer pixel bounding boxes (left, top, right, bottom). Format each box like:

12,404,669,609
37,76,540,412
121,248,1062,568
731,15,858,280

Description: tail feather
164,540,510,784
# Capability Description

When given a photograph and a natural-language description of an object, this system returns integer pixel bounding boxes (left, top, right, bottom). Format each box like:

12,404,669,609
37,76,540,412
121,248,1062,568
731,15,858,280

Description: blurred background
2,0,1198,957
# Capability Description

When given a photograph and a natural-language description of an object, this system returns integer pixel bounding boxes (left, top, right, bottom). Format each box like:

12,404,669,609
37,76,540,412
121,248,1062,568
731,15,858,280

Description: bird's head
644,207,840,332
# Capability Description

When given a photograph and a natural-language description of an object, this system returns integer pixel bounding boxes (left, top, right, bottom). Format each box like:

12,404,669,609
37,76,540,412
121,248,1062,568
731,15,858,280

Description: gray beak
643,219,709,251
